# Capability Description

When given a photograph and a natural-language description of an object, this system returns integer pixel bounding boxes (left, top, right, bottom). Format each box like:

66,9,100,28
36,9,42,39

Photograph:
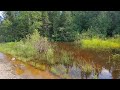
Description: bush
33,36,55,65
34,37,50,54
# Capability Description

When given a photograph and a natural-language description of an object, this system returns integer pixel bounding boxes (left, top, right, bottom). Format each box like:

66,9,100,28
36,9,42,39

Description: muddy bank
0,52,58,79
0,53,22,79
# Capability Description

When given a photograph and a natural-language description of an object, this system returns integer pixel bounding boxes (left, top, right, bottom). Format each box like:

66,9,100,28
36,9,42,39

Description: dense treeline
0,11,120,42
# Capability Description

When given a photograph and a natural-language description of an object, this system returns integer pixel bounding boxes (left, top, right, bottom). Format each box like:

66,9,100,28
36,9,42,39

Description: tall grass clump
60,50,73,66
111,54,120,61
76,60,94,75
81,62,93,75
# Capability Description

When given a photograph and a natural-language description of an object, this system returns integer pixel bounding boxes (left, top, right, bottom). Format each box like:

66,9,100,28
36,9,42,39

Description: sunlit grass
81,62,93,74
79,37,120,50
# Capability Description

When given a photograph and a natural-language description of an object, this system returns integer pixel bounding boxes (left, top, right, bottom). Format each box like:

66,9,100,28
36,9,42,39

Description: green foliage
60,50,73,65
45,48,55,65
78,37,120,51
0,11,42,41
111,54,120,61
77,60,94,74
0,11,120,42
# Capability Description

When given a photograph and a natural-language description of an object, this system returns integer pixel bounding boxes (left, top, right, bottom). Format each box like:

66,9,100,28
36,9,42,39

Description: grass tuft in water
111,54,120,61
60,50,73,66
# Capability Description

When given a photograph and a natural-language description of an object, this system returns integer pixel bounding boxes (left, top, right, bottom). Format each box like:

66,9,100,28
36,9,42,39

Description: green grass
111,54,120,61
60,50,73,66
0,29,55,65
81,62,93,74
76,37,120,51
0,41,36,62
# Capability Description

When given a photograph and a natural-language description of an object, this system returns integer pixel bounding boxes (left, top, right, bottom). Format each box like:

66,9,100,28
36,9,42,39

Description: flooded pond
51,42,120,79
1,42,120,79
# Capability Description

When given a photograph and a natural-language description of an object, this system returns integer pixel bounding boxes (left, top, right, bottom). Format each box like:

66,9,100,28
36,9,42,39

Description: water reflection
98,68,112,79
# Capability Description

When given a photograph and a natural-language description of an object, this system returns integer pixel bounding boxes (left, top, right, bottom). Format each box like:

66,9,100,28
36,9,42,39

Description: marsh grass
111,54,120,61
60,50,74,66
81,62,93,74
76,59,94,75
75,36,120,51
81,38,120,50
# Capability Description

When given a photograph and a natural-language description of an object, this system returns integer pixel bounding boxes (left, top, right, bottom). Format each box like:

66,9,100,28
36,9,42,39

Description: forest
0,11,120,79
0,11,120,42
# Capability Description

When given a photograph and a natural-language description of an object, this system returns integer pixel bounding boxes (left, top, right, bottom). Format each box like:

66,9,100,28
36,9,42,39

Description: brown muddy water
0,42,120,79
52,42,120,79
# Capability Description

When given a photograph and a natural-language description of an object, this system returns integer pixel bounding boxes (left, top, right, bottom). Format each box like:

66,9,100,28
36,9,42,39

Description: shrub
34,37,50,54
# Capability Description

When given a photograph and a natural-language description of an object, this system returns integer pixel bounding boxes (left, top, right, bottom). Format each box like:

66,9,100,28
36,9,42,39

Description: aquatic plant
111,54,120,61
60,50,73,66
81,62,93,74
